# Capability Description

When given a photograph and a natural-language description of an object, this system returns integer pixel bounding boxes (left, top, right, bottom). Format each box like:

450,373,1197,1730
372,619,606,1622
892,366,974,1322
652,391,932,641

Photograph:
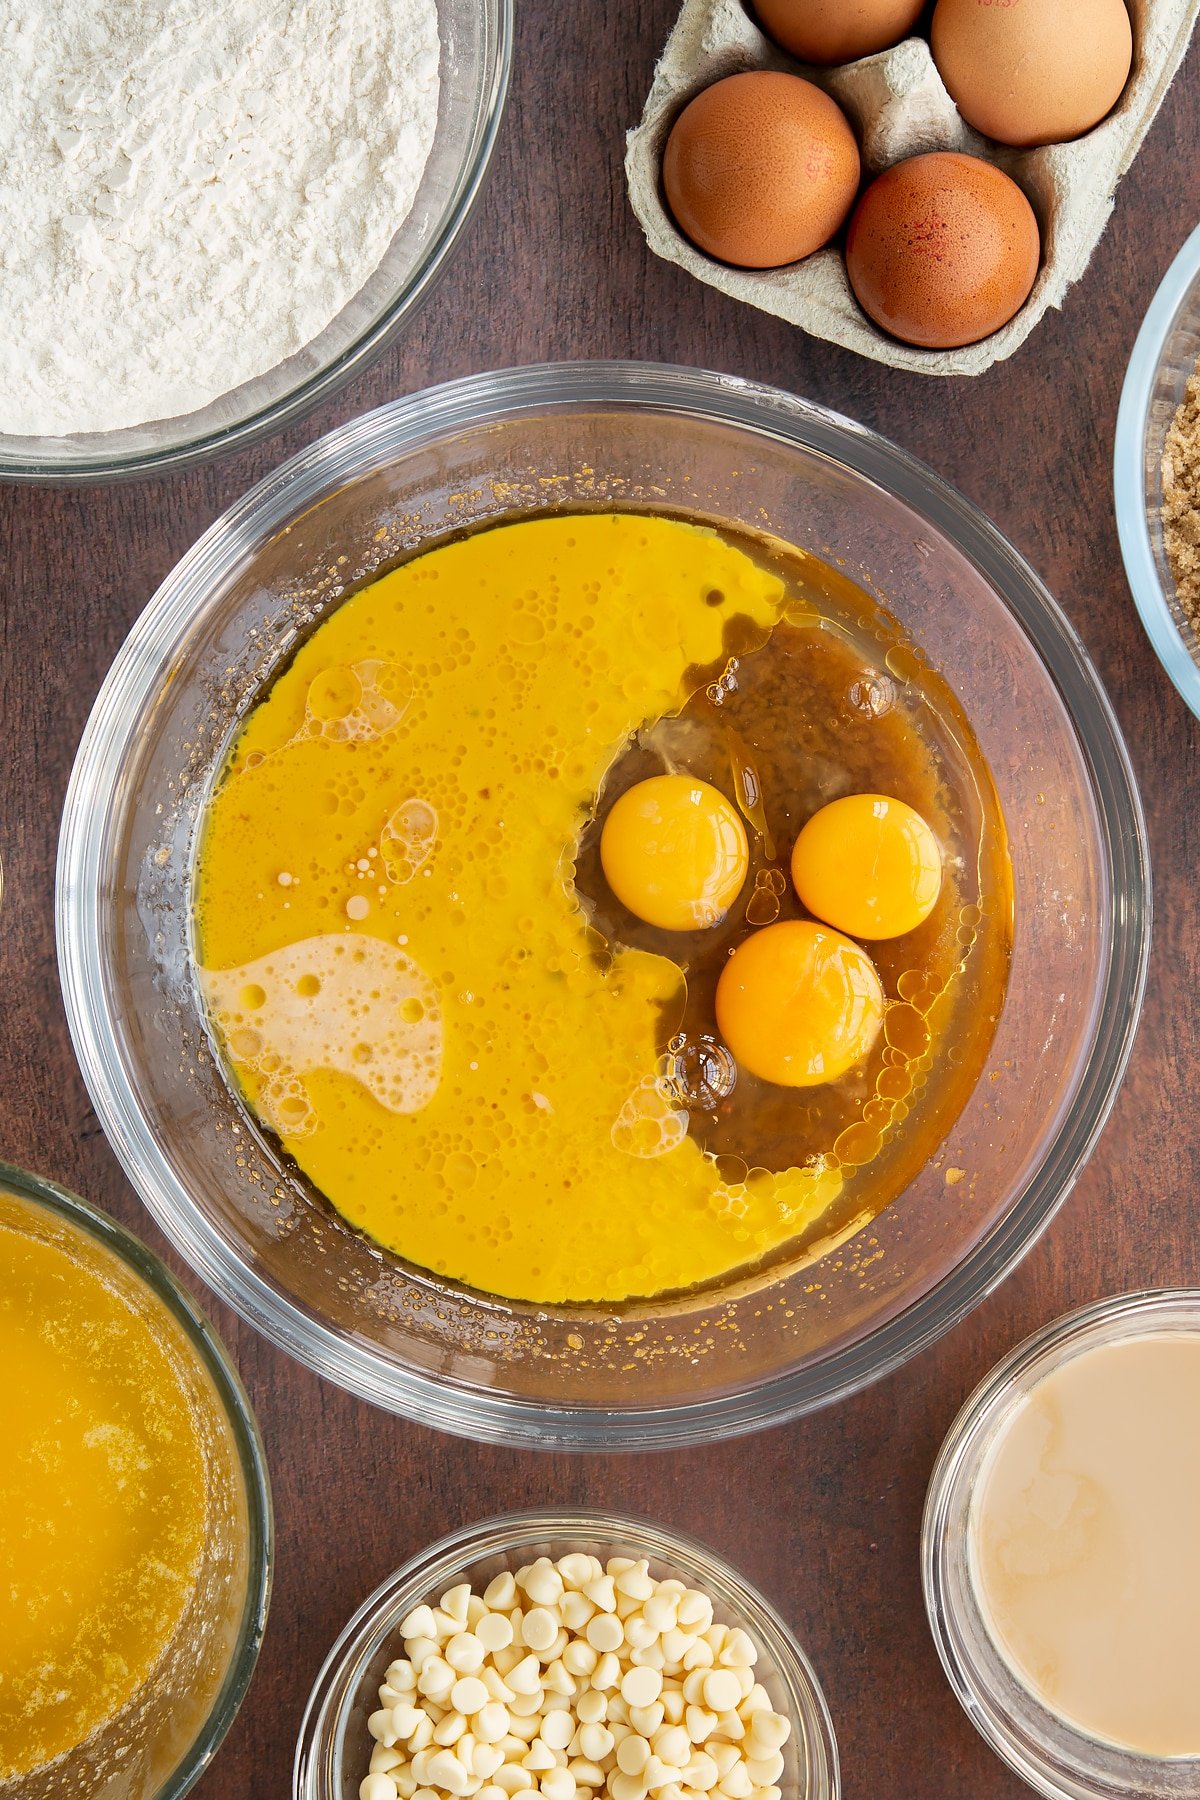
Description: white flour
0,0,440,437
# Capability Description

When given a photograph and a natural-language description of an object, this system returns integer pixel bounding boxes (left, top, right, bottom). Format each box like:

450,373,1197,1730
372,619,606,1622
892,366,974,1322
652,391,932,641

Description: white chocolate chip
643,1594,677,1634
484,1573,518,1611
560,1591,595,1632
685,1706,717,1744
652,1726,689,1767
524,1561,565,1606
621,1668,663,1709
522,1610,560,1653
616,1735,652,1777
627,1704,665,1738
494,1770,533,1796
372,1746,406,1775
719,1765,754,1797
562,1639,597,1678
556,1554,594,1590
614,1564,655,1602
402,1605,438,1641
477,1703,513,1744
583,1575,617,1613
577,1723,614,1762
743,1753,784,1786
426,1752,472,1796
540,1712,575,1752
701,1672,742,1714
447,1635,487,1674
408,1715,435,1752
746,1712,789,1753
686,1753,721,1792
508,1655,542,1696
585,1615,624,1655
443,1586,472,1625
477,1614,515,1654
451,1678,489,1716
591,1652,621,1691
622,1615,656,1652
362,1775,399,1800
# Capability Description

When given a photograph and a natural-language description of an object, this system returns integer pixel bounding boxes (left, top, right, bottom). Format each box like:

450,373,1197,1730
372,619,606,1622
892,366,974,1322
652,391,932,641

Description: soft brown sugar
1161,371,1200,636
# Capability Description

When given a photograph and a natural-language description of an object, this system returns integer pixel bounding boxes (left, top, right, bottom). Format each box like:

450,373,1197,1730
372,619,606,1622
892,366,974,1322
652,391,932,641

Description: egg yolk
790,793,942,940
715,919,884,1087
600,774,750,931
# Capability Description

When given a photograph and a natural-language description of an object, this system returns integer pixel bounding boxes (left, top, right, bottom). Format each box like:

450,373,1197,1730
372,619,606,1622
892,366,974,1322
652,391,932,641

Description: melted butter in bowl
192,509,1011,1307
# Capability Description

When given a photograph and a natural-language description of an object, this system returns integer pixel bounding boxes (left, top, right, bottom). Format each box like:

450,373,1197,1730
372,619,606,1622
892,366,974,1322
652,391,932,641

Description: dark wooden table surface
2,7,1198,1797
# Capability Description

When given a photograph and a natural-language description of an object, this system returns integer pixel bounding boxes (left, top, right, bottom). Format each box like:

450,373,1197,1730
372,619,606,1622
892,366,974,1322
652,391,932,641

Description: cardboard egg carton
625,0,1198,375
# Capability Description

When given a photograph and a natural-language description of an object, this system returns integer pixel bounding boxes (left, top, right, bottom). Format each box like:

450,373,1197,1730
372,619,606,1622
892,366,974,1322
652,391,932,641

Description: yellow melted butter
196,514,846,1304
0,1193,208,1778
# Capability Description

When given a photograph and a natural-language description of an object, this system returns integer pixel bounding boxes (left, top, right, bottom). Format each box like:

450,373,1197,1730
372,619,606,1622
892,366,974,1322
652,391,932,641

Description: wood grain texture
1,4,1198,1796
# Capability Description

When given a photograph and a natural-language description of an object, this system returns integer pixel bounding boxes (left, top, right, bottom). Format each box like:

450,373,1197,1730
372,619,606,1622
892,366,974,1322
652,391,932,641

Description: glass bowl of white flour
0,0,510,480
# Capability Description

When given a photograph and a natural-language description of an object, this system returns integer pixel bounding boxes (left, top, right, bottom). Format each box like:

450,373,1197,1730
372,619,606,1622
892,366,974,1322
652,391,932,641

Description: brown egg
845,152,1040,349
755,0,926,66
931,0,1133,148
662,72,861,269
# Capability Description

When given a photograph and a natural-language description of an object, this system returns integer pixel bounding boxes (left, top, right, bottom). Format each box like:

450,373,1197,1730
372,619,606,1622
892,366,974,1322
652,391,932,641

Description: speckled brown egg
845,152,1040,349
662,71,861,269
754,0,926,66
931,0,1133,148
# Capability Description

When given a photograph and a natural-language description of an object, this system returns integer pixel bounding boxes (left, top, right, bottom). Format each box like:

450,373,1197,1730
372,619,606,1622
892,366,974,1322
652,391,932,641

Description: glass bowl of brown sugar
1115,219,1200,721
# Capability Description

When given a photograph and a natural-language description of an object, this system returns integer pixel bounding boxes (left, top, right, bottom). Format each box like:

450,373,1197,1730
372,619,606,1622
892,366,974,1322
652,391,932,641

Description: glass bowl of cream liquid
924,1290,1200,1800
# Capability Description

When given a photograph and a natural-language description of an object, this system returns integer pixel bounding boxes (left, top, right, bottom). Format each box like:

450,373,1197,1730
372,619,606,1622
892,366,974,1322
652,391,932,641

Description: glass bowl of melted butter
0,1159,271,1797
57,362,1149,1448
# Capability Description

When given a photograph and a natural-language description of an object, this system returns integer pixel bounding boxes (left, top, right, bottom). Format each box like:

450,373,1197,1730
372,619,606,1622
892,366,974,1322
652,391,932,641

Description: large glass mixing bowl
0,0,510,482
56,362,1150,1448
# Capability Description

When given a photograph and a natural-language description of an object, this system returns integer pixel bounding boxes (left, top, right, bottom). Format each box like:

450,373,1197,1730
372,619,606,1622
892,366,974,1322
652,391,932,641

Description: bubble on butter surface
300,658,413,743
381,798,439,884
611,1071,689,1159
201,934,442,1136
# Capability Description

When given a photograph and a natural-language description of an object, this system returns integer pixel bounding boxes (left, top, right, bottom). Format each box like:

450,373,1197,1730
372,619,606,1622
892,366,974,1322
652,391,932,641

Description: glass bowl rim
921,1288,1200,1799
291,1504,840,1800
0,1156,275,1799
1113,218,1200,722
0,0,513,484
56,358,1151,1449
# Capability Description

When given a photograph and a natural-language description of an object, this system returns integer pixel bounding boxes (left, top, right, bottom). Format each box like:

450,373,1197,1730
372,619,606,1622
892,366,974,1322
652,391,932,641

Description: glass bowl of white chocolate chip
293,1510,839,1800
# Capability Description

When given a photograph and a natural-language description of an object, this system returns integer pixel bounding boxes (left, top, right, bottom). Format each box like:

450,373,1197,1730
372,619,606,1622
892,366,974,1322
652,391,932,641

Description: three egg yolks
601,781,940,1089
